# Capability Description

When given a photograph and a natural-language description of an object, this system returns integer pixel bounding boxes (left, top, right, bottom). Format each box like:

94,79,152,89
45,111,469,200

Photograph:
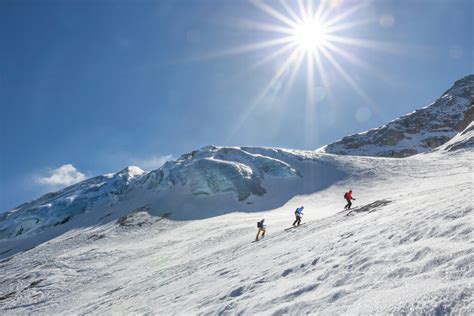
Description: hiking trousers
256,228,266,240
345,199,352,209
293,216,302,226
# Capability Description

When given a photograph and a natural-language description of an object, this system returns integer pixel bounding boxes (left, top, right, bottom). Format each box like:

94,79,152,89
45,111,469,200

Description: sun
197,0,397,142
292,19,329,53
222,0,384,109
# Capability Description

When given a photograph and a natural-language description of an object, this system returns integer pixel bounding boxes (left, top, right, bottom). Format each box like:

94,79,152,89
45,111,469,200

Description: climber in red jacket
344,190,356,209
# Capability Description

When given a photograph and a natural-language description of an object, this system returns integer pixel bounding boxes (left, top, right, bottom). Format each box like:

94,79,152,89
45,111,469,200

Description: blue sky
1,0,472,211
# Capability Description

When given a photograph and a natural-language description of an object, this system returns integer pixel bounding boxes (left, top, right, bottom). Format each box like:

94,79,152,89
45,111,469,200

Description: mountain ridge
319,74,474,157
1,75,473,254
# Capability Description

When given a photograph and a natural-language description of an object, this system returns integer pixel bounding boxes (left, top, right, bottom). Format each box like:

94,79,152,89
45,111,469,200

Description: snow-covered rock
438,121,474,152
320,75,474,157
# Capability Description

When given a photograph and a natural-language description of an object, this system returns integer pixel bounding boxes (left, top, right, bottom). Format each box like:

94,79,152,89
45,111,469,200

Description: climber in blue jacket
293,206,304,226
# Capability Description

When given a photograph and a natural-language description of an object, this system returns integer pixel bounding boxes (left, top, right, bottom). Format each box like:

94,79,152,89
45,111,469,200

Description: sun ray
323,41,395,86
312,48,337,113
325,18,377,34
236,18,294,35
312,48,330,93
226,48,302,142
306,0,314,20
319,45,385,120
250,0,298,29
254,48,302,105
282,48,306,95
319,45,376,107
234,42,299,79
279,0,302,24
306,51,316,106
296,0,309,21
185,36,294,62
305,49,317,147
323,1,371,29
314,0,329,22
324,34,408,55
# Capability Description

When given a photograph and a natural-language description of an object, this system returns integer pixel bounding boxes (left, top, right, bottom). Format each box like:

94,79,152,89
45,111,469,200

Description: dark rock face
322,75,474,158
459,105,474,131
422,136,452,148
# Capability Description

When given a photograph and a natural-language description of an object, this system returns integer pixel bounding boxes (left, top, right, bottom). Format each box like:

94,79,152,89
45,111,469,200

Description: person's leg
256,229,261,240
297,216,301,226
348,200,352,209
293,217,297,226
262,229,266,237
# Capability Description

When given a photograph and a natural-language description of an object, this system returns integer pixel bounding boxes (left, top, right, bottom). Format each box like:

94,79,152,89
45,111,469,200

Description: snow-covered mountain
0,166,145,240
320,75,474,157
1,136,472,314
0,146,347,254
0,76,473,314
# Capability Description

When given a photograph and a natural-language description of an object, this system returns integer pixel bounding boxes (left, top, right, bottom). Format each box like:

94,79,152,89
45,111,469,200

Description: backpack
344,192,348,199
257,221,262,228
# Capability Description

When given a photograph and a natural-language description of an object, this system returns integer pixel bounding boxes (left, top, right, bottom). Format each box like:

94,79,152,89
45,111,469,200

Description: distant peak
118,166,145,177
451,74,474,89
201,145,219,152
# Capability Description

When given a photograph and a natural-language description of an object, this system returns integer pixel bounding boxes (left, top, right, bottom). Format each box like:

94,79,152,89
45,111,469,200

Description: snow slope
0,147,347,257
0,145,472,314
1,77,473,314
3,76,472,252
320,75,474,157
438,122,474,152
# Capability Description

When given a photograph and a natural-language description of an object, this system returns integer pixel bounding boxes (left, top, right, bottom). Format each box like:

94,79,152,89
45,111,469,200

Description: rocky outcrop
459,104,474,131
320,75,474,157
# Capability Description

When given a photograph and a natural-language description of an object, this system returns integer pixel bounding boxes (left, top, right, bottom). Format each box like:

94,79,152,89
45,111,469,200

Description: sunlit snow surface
0,130,472,313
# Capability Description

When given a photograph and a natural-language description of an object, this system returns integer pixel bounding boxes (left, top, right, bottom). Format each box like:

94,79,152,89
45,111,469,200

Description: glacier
0,146,347,245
